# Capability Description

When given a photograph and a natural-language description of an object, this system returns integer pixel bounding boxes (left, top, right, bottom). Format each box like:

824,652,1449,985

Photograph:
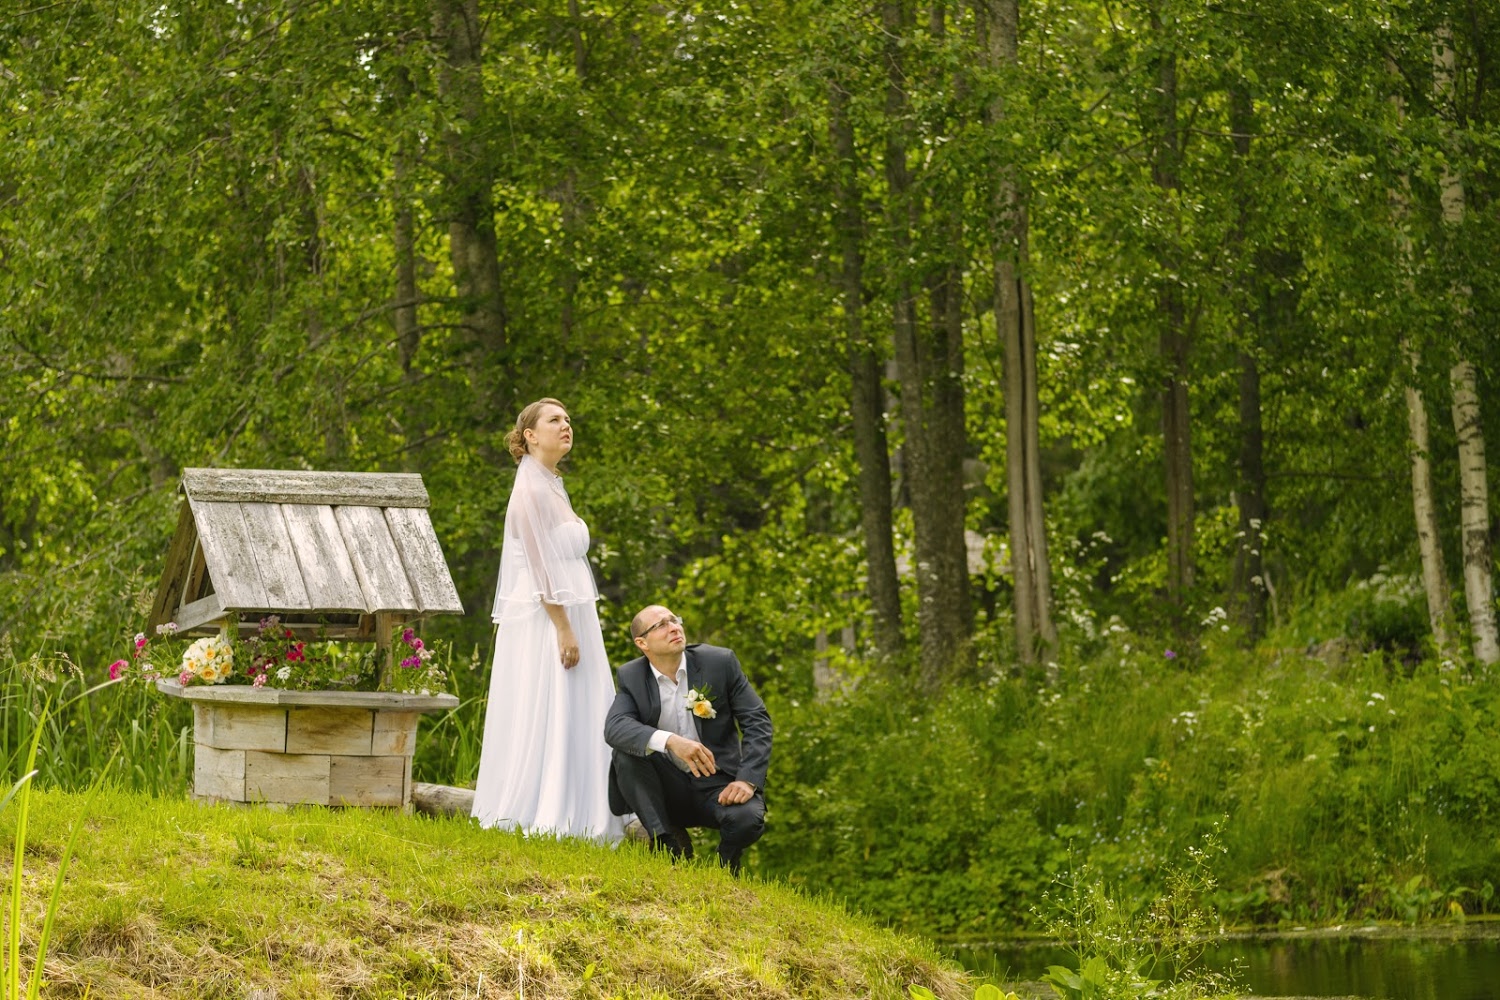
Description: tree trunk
1433,23,1498,665
1389,65,1461,662
884,0,970,688
1152,9,1193,611
981,0,1055,667
434,0,506,362
1228,85,1268,642
1406,346,1460,661
831,80,904,664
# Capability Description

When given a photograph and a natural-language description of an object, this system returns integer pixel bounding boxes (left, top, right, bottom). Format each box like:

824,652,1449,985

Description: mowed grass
3,789,969,999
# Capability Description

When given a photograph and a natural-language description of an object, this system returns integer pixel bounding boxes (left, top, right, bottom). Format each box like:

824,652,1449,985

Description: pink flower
178,670,194,686
252,673,267,688
108,659,127,681
413,638,424,651
134,633,148,649
402,628,416,645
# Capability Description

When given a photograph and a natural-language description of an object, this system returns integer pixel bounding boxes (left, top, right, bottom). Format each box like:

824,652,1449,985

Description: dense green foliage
4,0,1500,945
764,604,1500,937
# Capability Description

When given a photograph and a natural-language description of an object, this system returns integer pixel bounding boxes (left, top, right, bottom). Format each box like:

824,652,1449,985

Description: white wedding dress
471,457,623,843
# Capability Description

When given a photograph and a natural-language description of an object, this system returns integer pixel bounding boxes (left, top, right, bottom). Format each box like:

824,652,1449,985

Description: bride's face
526,404,573,461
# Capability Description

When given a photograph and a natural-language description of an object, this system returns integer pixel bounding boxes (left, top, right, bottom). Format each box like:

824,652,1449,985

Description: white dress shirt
646,657,695,767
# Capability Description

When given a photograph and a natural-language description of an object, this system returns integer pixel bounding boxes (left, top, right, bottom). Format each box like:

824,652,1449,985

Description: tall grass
0,645,191,795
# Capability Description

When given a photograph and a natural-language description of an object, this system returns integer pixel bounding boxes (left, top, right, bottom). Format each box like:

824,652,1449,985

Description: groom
604,605,772,874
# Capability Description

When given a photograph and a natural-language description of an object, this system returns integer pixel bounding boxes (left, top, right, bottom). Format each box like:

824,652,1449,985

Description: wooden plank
244,752,330,805
150,502,199,628
183,536,210,604
279,504,366,611
157,679,458,711
239,503,311,609
335,506,417,613
194,746,246,802
383,507,464,614
201,704,287,752
193,704,211,747
182,468,429,508
329,755,407,808
286,706,373,755
190,499,268,609
372,711,420,756
173,592,227,634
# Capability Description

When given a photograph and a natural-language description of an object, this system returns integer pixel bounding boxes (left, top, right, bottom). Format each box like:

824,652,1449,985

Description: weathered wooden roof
150,468,464,634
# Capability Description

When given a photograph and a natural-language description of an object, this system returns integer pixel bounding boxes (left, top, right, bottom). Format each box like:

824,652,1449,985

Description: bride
471,397,623,842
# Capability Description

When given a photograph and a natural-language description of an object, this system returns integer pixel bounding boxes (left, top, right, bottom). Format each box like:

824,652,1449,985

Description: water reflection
953,926,1500,999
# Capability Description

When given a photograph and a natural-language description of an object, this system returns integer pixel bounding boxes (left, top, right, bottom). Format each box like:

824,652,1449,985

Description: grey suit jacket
604,643,773,815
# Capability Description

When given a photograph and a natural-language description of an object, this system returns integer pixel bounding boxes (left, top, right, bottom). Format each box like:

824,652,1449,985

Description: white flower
276,665,292,681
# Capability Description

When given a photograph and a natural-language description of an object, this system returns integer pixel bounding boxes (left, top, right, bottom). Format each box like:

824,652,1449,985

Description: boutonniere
686,686,717,719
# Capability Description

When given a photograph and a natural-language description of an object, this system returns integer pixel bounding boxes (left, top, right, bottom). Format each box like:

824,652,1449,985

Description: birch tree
1432,22,1499,666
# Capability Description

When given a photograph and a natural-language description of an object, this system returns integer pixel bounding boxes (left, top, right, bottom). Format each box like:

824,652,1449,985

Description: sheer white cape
472,456,623,843
491,455,598,620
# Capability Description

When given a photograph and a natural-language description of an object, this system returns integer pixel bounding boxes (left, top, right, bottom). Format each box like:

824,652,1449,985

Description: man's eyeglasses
635,613,682,639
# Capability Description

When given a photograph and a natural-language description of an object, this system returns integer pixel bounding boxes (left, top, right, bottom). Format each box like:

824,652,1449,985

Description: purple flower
402,628,416,646
108,659,127,681
1164,650,1177,659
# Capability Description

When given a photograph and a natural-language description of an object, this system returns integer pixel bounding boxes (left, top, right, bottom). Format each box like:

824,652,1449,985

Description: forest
4,0,1500,951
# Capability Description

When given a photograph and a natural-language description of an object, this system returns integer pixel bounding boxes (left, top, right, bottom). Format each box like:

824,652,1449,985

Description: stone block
245,751,330,805
286,707,373,755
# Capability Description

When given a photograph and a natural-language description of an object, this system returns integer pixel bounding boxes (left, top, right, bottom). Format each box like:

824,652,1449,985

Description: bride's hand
556,622,580,669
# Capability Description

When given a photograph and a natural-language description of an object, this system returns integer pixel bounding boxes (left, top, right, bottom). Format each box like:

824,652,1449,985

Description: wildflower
276,665,292,681
1164,649,1177,659
286,642,306,662
108,659,127,681
178,670,194,686
252,673,267,688
135,632,147,649
402,628,416,645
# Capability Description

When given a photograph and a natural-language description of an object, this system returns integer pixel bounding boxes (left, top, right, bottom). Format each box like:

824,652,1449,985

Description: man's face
634,606,686,657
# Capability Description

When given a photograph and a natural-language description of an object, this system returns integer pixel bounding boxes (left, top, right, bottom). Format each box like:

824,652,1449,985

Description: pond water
952,925,1500,999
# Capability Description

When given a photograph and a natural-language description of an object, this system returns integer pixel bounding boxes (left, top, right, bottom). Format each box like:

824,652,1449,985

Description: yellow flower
686,687,717,719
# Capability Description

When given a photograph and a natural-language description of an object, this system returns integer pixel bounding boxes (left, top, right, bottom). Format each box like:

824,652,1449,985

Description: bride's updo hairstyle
505,397,567,463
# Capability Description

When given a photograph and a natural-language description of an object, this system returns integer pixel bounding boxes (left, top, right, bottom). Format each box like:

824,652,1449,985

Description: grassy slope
7,789,968,1000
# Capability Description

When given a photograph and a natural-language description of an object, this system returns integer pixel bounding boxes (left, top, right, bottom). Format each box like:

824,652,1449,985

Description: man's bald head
631,605,670,639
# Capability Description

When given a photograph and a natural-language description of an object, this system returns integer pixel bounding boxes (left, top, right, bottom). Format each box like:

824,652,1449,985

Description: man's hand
718,780,755,806
664,734,716,777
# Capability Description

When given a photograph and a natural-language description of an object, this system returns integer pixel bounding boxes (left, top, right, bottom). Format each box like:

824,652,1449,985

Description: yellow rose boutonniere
687,686,717,719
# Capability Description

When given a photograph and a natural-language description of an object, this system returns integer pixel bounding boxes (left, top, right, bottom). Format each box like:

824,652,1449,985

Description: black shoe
650,825,694,860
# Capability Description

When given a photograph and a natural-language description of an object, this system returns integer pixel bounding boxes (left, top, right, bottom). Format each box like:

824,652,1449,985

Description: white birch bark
1390,71,1461,662
1434,25,1498,665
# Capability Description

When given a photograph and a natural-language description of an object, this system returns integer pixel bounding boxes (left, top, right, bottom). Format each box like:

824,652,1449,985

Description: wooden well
147,467,466,810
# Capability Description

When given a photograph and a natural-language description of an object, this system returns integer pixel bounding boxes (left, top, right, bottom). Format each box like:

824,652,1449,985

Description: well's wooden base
158,681,458,809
